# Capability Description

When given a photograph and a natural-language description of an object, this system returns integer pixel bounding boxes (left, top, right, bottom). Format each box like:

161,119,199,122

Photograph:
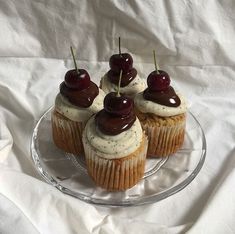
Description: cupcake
52,47,105,156
134,51,187,157
83,76,148,191
100,37,146,98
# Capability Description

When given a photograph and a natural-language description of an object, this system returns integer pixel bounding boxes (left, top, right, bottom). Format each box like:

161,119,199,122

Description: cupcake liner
51,109,85,156
84,135,148,191
136,110,186,157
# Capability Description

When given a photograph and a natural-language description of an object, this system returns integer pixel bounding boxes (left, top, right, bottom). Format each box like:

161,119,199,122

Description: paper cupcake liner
51,109,85,156
84,135,148,191
140,114,186,157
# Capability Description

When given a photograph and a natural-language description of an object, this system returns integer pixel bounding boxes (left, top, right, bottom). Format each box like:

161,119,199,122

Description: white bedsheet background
0,1,235,233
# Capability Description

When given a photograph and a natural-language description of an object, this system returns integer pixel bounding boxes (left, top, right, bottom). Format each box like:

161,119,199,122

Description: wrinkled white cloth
0,1,235,233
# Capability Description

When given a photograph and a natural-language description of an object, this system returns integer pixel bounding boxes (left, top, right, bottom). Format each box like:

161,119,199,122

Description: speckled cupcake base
136,109,186,157
83,135,148,191
51,109,85,156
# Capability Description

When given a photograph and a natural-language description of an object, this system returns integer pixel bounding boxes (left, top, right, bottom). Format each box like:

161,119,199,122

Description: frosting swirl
55,89,105,122
135,92,187,117
83,117,143,159
100,73,146,98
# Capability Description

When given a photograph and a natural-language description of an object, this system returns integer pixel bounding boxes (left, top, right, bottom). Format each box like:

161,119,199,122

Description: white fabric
0,1,235,233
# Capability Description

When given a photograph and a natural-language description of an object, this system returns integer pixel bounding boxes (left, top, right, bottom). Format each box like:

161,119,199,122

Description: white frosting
55,89,105,122
134,92,187,117
100,73,146,97
83,117,143,159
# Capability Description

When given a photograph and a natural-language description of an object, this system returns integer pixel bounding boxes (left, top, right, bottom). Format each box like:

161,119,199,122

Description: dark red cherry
104,92,133,116
109,53,133,74
65,69,91,90
147,70,170,91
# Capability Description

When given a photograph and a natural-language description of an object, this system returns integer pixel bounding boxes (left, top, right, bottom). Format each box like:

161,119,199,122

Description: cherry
96,70,136,135
64,69,91,90
104,70,133,116
109,37,133,74
147,70,170,91
109,53,133,74
104,92,133,116
64,47,90,90
147,50,170,91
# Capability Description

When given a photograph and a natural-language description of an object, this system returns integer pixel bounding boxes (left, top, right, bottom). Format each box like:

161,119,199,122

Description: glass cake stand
31,107,206,207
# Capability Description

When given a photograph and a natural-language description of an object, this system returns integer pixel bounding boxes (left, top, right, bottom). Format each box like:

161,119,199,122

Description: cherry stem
153,50,160,74
117,70,123,97
70,46,79,74
118,37,121,55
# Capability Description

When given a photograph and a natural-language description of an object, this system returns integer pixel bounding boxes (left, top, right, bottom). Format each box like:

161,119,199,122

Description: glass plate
31,107,206,207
